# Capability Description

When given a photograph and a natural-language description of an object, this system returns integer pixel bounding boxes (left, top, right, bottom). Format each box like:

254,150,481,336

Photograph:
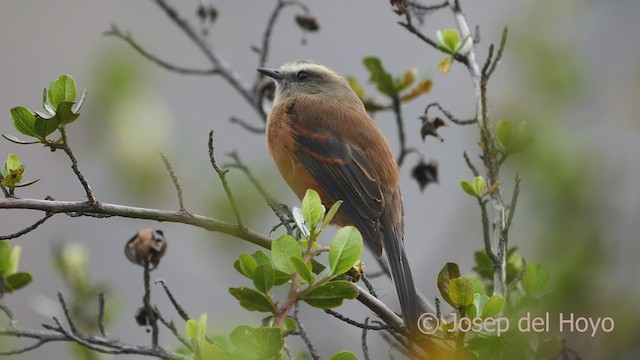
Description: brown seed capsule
294,13,320,32
124,228,167,270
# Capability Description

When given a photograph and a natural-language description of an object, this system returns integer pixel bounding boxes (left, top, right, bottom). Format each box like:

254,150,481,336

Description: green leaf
0,241,11,275
472,176,486,196
200,342,230,360
10,107,39,138
8,245,21,275
235,253,258,279
5,154,22,173
14,178,40,188
329,351,359,360
522,263,549,295
437,262,461,307
47,75,77,109
273,269,292,286
482,295,505,318
448,277,475,308
253,327,284,358
467,275,487,296
72,87,88,113
228,287,276,313
495,119,513,150
302,189,324,232
271,234,302,275
229,325,257,351
42,88,55,116
1,154,25,189
5,272,32,292
53,101,80,125
329,226,363,276
292,207,310,238
321,200,343,231
280,317,298,335
363,57,396,97
185,312,208,349
347,76,366,100
472,293,489,319
301,281,359,309
436,29,460,54
473,250,493,280
2,134,40,145
290,256,314,284
252,251,272,266
33,112,61,138
253,263,275,294
460,180,477,197
465,303,477,320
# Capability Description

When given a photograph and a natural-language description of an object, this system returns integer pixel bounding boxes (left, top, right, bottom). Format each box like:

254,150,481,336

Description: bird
258,60,420,332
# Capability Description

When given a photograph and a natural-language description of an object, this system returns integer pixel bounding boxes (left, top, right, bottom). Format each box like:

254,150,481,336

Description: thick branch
0,197,402,327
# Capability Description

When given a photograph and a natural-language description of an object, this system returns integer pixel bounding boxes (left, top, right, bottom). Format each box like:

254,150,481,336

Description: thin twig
58,128,97,204
151,0,259,112
160,153,188,213
98,292,107,337
463,151,480,177
424,102,477,125
226,151,294,235
0,185,10,198
360,275,378,298
0,301,14,322
477,197,497,263
487,27,508,79
294,303,319,360
0,340,51,356
208,131,243,227
392,96,409,166
142,261,159,347
156,279,190,322
254,0,308,90
230,116,266,133
324,309,398,331
104,25,218,76
157,312,193,351
57,293,78,335
0,327,175,357
0,213,53,240
362,317,371,360
504,174,521,234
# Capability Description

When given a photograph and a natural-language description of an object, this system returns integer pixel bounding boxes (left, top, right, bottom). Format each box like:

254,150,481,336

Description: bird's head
258,60,362,107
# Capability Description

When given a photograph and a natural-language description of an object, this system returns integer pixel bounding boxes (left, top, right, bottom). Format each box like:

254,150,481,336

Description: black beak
257,67,283,80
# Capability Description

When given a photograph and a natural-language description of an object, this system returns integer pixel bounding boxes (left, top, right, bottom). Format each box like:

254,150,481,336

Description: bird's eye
296,71,310,80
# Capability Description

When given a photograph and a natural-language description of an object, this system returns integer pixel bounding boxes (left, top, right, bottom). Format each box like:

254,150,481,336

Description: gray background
1,0,639,359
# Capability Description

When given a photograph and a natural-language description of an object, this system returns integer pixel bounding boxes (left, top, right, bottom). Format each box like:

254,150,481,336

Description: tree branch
104,25,218,76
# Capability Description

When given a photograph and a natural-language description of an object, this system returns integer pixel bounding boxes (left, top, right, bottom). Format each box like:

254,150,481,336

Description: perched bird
258,60,420,332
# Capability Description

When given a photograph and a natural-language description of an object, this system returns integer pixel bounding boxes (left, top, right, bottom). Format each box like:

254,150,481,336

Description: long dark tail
382,220,420,334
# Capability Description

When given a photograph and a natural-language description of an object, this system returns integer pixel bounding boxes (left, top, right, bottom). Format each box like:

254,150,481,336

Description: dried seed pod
124,228,167,270
295,12,320,32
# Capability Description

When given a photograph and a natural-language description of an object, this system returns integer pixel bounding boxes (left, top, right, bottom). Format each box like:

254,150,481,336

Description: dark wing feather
292,117,384,257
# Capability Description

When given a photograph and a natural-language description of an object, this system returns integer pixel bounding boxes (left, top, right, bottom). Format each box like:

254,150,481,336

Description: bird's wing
289,104,384,257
